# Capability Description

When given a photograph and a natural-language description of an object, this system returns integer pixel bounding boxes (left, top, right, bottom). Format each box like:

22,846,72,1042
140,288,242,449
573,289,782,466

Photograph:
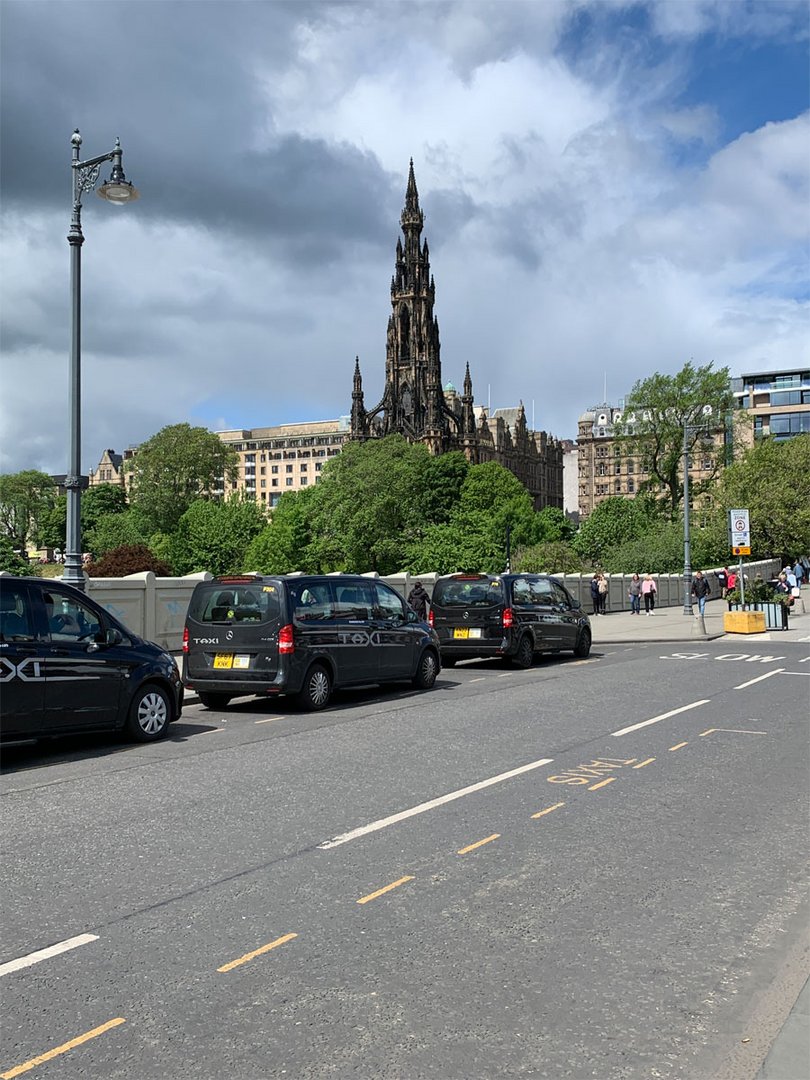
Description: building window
272,479,278,487
261,480,266,488
301,477,308,485
315,462,322,472
286,478,294,486
614,479,621,492
627,460,634,474
300,463,307,471
614,462,621,474
272,465,279,474
286,464,293,473
270,494,280,507
260,466,266,475
628,479,635,493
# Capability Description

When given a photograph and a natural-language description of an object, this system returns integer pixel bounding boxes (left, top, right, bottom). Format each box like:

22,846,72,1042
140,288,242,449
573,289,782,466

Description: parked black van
429,572,591,666
182,574,441,710
0,575,183,743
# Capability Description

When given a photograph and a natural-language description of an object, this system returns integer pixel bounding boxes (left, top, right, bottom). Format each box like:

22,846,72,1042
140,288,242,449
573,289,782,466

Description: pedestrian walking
628,573,642,615
597,572,608,615
716,567,729,599
407,581,429,620
590,573,601,616
691,570,711,616
726,568,737,595
793,559,805,589
641,573,657,615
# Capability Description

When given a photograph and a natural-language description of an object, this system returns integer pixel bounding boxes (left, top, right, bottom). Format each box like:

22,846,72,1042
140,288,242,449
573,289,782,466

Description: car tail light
278,624,294,654
182,626,189,653
502,607,514,629
428,610,434,628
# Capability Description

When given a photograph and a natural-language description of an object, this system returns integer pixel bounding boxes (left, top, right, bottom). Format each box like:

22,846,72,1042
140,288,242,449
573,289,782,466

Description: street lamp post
63,130,138,591
681,415,711,616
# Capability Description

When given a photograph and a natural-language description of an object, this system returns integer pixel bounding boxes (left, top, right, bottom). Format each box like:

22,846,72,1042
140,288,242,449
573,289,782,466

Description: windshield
188,584,281,625
432,578,503,608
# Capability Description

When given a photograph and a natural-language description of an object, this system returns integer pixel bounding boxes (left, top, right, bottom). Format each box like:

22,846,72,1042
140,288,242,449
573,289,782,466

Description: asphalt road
2,641,809,1080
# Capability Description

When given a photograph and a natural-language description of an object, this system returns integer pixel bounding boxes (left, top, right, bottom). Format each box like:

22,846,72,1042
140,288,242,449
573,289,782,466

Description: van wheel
573,628,592,658
513,636,534,669
126,683,171,742
413,649,439,690
198,692,231,710
298,664,332,711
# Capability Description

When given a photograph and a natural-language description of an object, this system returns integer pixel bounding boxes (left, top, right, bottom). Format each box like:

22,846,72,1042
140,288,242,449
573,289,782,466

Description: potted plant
727,577,789,630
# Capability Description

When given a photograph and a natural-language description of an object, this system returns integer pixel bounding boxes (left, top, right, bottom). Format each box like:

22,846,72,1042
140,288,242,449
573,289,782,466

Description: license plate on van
453,628,482,639
214,654,233,669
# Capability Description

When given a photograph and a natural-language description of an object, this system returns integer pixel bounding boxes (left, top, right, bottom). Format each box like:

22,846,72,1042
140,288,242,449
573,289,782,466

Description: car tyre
126,683,171,742
297,664,332,711
573,628,592,658
412,649,439,690
198,692,231,710
513,635,534,669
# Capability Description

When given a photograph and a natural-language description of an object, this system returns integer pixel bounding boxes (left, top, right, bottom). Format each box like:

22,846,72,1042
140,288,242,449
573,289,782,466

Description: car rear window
432,578,504,607
188,584,281,625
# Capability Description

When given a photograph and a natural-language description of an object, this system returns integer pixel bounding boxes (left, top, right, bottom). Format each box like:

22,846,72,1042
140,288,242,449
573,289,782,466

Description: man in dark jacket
691,571,711,616
407,581,429,620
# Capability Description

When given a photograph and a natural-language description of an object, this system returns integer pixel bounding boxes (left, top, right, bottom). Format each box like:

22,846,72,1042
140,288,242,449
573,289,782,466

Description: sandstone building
349,163,563,510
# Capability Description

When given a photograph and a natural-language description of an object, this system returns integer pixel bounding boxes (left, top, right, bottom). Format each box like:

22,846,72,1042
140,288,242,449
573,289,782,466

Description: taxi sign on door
729,508,750,553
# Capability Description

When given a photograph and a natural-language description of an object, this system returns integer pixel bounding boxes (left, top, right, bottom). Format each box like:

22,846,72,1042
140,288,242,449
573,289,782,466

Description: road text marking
458,834,500,855
357,876,415,905
318,756,554,849
0,1018,125,1079
611,699,710,738
701,727,768,736
734,669,784,690
669,742,688,752
218,933,297,973
0,934,98,978
632,757,656,768
532,802,565,819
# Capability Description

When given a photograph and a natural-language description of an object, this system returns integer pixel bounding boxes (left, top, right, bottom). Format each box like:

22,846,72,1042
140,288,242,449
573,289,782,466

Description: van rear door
185,580,283,681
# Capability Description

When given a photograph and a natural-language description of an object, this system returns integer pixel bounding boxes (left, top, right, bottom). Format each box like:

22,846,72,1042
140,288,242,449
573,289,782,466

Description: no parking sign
729,509,750,556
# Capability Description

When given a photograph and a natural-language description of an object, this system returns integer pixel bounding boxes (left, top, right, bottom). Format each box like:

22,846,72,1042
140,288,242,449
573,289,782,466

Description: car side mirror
570,598,581,610
407,609,419,624
105,627,123,646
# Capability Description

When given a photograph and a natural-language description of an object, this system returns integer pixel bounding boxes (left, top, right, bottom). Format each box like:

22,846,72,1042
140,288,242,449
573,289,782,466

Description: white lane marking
318,756,554,849
611,700,710,738
0,933,98,977
734,669,784,690
497,673,511,678
468,677,486,683
255,716,285,725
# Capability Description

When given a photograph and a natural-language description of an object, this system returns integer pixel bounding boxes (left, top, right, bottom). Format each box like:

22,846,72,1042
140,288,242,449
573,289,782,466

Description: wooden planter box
724,610,766,634
727,602,789,630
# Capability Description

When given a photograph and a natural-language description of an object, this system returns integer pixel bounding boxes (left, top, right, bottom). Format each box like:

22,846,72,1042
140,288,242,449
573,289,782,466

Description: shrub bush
85,544,172,578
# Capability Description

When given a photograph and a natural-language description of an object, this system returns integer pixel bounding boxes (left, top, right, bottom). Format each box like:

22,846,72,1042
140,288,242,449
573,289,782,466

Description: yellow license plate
453,628,470,639
213,654,233,669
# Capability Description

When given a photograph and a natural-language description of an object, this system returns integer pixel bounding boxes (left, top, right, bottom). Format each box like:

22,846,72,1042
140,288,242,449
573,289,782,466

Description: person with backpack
641,574,657,615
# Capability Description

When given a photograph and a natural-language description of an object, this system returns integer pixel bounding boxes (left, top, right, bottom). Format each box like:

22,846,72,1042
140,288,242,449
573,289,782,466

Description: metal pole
682,419,693,614
505,522,512,574
64,131,86,591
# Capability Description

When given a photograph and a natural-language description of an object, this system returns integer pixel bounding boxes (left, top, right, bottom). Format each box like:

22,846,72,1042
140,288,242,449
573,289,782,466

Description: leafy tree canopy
702,434,810,562
513,541,585,575
245,489,319,575
0,534,36,575
85,509,151,558
535,506,576,544
573,496,656,567
126,423,239,535
601,520,718,575
617,361,735,519
0,470,56,554
170,496,267,576
40,484,129,551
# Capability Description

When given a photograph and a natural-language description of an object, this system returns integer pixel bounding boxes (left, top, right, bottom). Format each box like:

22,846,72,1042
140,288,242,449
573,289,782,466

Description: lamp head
97,138,139,204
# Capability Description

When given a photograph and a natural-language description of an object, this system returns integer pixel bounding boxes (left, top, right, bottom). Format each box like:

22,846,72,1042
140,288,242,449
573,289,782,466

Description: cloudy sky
1,0,808,476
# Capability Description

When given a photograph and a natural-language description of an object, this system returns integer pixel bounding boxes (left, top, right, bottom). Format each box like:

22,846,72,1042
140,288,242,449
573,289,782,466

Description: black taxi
0,575,183,743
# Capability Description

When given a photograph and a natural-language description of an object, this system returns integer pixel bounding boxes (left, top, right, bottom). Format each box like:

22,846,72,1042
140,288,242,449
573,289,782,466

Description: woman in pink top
641,574,657,615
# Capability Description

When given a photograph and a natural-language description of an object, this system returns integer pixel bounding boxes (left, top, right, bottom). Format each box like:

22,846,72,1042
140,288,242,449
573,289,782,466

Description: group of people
627,573,658,615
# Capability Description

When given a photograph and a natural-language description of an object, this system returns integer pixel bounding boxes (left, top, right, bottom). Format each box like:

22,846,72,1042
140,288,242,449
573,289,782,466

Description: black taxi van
429,572,591,666
182,574,441,710
0,575,183,743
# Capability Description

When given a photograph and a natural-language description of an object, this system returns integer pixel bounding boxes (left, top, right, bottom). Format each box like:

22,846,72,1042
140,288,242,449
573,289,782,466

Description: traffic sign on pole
729,509,750,552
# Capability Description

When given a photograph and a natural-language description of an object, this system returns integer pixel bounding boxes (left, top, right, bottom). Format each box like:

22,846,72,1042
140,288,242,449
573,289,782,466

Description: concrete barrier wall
46,560,780,649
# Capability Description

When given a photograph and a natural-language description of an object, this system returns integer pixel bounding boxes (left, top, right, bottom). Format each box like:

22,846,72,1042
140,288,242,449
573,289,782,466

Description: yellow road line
669,741,688,752
588,777,616,791
531,802,565,819
356,876,415,905
217,933,297,973
632,757,656,769
1,1018,126,1079
699,729,717,737
458,834,500,855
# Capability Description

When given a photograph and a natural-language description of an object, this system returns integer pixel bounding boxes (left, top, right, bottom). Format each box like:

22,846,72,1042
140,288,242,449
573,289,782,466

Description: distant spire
405,158,419,211
401,159,424,233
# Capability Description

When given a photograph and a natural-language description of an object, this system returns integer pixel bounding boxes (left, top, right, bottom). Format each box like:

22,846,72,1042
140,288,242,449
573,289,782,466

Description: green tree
306,436,432,573
40,484,129,551
170,497,267,575
405,518,504,575
601,520,717,574
0,470,56,554
85,509,151,557
513,541,584,574
245,489,319,574
0,534,35,575
702,434,810,561
420,452,470,525
617,361,735,519
126,423,239,535
573,496,655,567
535,506,576,544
